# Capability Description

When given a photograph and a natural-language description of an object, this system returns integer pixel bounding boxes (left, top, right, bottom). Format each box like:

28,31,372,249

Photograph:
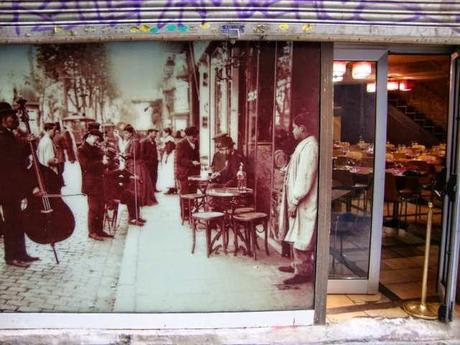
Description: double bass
17,98,75,263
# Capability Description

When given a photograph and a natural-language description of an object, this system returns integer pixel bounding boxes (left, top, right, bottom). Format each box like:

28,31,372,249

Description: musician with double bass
78,129,113,241
0,102,39,268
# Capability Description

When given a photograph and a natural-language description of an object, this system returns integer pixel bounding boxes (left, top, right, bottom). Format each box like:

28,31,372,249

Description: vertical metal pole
403,202,439,319
421,202,433,307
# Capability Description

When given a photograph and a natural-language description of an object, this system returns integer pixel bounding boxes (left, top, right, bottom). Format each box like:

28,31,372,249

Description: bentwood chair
191,211,226,257
179,193,205,225
232,211,269,260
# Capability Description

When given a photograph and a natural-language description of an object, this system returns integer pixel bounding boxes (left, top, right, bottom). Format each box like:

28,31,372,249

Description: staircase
388,93,447,143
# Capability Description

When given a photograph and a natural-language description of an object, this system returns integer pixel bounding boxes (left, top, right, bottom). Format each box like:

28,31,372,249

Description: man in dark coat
211,133,228,173
104,156,144,227
78,129,112,240
210,136,245,187
175,126,200,194
141,129,159,193
0,102,39,267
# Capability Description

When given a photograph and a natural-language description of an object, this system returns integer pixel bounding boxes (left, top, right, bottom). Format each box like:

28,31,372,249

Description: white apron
278,136,319,251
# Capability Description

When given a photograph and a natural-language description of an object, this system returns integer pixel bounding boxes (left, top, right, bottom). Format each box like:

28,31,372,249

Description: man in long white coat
278,114,318,285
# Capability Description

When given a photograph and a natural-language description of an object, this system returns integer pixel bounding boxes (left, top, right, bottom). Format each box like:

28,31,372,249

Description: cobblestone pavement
0,163,128,313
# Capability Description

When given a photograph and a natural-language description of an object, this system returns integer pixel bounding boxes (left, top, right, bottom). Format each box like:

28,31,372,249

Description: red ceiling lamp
399,80,413,92
352,61,372,79
333,61,347,82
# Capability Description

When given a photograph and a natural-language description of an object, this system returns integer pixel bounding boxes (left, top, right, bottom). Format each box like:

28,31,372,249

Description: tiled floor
326,292,409,323
326,200,459,323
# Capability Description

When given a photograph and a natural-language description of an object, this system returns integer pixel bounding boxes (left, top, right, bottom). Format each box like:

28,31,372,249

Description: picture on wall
0,41,320,313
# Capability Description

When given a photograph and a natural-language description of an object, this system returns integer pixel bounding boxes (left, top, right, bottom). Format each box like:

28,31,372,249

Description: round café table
206,187,254,255
188,175,210,195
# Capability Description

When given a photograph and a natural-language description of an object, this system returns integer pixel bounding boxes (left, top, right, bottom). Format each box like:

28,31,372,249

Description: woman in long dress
122,124,157,206
158,128,176,194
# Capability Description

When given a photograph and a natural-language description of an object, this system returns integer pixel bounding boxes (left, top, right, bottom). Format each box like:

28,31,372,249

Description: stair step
390,95,447,142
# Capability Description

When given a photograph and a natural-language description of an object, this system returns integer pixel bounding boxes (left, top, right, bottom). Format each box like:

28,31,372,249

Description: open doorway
380,54,449,304
327,53,460,322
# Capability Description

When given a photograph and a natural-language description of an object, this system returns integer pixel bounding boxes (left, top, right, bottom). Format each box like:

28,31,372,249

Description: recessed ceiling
388,54,450,81
334,54,450,85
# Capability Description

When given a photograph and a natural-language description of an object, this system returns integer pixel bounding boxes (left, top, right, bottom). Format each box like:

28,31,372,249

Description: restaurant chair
406,160,431,175
393,152,407,160
335,156,356,167
332,169,368,212
399,175,423,224
360,157,374,168
191,211,226,257
232,212,269,260
384,172,402,225
179,193,206,225
103,199,120,234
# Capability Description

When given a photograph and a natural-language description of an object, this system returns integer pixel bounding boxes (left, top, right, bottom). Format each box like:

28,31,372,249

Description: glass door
328,49,388,294
438,51,460,322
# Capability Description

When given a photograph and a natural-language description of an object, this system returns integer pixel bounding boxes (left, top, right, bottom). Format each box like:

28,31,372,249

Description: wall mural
1,0,460,37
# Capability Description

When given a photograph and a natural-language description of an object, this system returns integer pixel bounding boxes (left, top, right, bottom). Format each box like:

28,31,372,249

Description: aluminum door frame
438,51,460,322
328,48,388,294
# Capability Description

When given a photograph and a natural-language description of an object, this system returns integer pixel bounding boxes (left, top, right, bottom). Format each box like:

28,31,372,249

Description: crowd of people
1,98,319,286
0,98,251,268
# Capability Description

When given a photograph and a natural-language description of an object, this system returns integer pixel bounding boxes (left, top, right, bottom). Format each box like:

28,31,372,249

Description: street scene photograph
0,41,320,313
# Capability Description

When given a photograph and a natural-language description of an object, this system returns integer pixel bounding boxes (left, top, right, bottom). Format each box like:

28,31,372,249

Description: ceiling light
352,62,372,79
399,80,412,91
366,82,376,93
333,61,347,78
387,81,399,91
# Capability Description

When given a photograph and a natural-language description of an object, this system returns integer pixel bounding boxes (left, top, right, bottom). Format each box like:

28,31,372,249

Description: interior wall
334,84,376,144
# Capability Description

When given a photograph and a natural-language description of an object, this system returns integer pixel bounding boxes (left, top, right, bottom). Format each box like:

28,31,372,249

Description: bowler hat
0,102,16,119
185,126,199,137
212,133,228,142
87,122,101,131
221,136,234,148
83,129,104,141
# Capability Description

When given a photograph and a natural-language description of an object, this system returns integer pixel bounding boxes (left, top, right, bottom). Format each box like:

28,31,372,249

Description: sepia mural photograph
0,41,320,313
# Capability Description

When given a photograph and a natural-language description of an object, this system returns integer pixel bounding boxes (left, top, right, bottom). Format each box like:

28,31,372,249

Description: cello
16,97,75,263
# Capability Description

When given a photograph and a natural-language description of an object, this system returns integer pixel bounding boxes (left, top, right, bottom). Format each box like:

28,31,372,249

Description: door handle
446,174,457,201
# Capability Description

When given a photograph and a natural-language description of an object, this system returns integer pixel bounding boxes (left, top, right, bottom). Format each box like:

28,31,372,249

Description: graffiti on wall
1,0,460,35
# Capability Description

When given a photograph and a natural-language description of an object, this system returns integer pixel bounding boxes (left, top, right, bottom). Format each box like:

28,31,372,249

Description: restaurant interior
329,53,451,315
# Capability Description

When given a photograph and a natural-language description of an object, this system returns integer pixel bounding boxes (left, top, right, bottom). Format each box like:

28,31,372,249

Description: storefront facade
0,0,459,328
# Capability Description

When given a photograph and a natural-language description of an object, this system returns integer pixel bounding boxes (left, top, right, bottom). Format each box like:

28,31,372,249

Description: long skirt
158,151,176,191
